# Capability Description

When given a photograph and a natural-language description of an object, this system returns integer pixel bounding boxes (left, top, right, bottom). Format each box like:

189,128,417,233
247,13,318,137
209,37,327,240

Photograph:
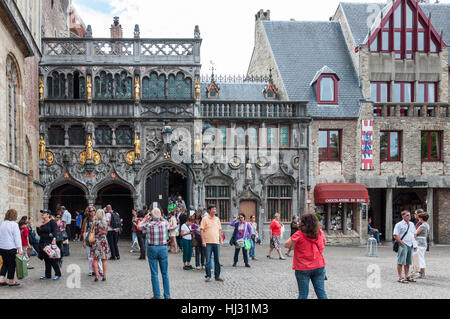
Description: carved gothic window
6,56,20,164
114,72,132,99
116,125,133,145
67,71,85,99
142,73,165,99
47,71,66,99
95,126,112,146
48,126,65,146
267,185,292,222
95,71,113,99
168,73,191,100
68,125,85,146
205,186,230,222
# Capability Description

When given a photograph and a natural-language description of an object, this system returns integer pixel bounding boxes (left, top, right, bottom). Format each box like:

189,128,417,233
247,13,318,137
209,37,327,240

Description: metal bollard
366,235,378,257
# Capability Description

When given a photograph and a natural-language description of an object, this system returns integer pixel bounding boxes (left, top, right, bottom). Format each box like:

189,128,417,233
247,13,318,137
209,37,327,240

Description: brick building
248,0,450,244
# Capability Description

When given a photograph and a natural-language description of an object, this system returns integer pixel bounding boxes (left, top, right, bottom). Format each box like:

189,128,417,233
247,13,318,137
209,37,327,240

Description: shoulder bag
88,222,96,245
393,222,410,253
314,239,328,280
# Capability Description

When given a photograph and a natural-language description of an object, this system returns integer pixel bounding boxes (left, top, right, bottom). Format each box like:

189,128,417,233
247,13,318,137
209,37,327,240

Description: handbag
393,222,410,253
315,241,328,280
244,238,252,250
88,223,96,245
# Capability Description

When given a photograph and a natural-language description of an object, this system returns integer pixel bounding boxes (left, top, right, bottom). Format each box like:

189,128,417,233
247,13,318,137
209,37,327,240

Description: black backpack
229,222,240,246
110,211,121,229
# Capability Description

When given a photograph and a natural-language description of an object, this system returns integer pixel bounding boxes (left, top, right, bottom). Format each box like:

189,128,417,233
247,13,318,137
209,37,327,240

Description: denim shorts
397,244,413,265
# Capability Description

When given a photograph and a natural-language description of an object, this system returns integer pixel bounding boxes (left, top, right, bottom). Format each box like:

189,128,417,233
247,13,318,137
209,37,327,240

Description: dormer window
317,74,338,104
264,82,278,100
207,82,219,99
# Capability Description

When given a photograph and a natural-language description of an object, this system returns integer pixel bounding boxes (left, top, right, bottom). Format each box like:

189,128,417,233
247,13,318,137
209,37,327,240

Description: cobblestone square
2,241,450,299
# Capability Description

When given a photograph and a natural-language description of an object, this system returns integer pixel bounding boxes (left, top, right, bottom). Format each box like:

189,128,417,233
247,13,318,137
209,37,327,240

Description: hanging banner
361,120,374,170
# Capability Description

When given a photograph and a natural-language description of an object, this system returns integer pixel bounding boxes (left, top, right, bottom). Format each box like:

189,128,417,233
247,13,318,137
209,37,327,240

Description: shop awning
314,183,369,204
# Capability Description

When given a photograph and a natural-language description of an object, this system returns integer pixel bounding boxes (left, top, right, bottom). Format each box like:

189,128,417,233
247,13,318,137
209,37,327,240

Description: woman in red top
267,213,286,260
284,213,328,299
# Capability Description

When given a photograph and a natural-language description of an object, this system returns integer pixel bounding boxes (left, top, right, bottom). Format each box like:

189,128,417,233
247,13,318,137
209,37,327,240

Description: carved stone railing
39,101,87,118
41,38,201,65
199,102,307,119
92,101,135,117
372,102,449,118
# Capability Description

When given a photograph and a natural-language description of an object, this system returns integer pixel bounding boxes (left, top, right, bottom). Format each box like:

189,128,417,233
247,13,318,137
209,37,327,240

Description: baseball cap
40,209,52,215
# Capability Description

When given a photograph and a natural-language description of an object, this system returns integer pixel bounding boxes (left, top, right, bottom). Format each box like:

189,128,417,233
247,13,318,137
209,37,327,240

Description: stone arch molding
45,176,90,199
91,175,137,200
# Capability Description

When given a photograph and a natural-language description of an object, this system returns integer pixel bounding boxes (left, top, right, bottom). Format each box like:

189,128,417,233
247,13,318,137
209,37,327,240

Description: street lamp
162,121,173,159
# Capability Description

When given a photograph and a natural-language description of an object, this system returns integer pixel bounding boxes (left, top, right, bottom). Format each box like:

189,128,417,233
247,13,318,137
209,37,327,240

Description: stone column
326,204,331,233
426,188,434,244
343,203,348,235
385,188,393,241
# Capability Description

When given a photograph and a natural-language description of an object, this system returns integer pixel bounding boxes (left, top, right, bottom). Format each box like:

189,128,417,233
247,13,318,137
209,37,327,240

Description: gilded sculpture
39,135,46,160
86,75,92,100
126,151,135,165
86,135,93,160
45,151,54,166
39,76,44,100
135,76,140,100
195,77,201,101
134,133,141,159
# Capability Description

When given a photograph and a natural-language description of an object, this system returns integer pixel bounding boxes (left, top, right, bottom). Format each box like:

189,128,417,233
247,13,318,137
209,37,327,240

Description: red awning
314,183,369,204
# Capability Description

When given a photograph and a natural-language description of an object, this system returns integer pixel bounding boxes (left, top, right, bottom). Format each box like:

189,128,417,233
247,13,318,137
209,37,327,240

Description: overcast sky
72,0,449,75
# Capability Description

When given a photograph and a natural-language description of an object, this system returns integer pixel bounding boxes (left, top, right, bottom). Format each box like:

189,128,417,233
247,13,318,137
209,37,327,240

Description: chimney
255,9,270,21
110,16,123,39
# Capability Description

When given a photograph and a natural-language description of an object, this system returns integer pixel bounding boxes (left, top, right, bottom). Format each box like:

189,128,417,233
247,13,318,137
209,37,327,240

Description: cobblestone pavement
1,241,450,299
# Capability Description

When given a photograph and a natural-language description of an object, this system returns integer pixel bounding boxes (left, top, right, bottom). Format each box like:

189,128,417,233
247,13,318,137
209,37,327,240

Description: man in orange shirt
200,206,224,282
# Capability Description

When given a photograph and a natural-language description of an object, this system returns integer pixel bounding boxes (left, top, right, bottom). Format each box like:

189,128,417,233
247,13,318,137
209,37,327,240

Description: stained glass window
7,56,19,164
114,72,132,99
280,126,290,147
149,73,166,99
95,126,112,145
267,126,277,147
168,73,191,99
142,77,150,98
116,126,133,145
248,126,258,147
49,126,65,146
69,125,85,146
168,74,176,99
95,72,113,99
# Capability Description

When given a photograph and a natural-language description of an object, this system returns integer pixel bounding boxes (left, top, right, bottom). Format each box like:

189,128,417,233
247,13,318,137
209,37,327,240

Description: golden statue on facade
45,152,54,166
86,75,92,100
134,133,141,160
86,135,93,160
135,76,140,100
39,135,46,160
126,151,135,165
195,77,201,101
194,134,202,153
39,76,44,100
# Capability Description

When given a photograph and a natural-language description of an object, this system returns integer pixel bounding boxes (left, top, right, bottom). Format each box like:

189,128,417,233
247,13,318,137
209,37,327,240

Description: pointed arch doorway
96,184,134,238
145,165,187,214
49,184,88,216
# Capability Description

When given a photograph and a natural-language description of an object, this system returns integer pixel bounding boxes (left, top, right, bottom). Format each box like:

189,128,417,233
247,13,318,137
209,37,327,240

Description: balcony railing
372,103,449,118
199,102,307,119
41,38,201,65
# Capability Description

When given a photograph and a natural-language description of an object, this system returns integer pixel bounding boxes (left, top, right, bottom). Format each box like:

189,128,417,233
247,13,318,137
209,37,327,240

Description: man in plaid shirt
138,208,170,299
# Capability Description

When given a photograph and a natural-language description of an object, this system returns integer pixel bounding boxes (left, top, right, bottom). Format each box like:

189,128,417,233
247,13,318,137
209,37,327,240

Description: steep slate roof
262,20,363,119
339,2,450,64
200,82,272,101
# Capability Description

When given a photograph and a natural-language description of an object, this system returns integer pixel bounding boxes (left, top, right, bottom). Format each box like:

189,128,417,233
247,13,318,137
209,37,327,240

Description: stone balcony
372,102,450,118
40,37,202,66
199,101,308,120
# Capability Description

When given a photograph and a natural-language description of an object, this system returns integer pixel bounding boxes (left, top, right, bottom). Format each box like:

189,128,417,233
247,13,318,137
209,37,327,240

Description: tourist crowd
0,196,431,299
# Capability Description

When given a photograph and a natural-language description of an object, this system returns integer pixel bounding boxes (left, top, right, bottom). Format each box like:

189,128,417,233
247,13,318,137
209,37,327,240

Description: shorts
397,244,413,265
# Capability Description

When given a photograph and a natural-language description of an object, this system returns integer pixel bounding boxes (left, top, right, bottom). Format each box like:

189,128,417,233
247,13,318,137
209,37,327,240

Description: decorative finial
87,25,92,38
210,60,216,82
268,67,274,83
134,24,140,38
113,16,120,26
194,25,200,39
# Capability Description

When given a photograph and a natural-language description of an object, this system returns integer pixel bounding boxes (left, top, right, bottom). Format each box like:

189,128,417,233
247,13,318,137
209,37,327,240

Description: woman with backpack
230,213,253,268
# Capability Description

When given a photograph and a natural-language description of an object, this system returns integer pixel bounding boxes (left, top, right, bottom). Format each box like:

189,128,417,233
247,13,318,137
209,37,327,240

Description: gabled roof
310,66,339,86
200,82,272,102
339,1,450,64
262,20,363,119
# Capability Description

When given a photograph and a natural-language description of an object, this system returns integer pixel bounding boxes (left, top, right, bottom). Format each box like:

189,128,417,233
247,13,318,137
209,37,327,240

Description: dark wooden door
145,171,169,211
239,200,257,222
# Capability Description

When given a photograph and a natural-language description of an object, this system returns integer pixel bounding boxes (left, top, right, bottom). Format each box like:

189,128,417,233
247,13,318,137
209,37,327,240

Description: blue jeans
295,267,328,299
147,246,170,299
249,238,256,258
234,247,249,264
368,230,381,244
205,244,221,279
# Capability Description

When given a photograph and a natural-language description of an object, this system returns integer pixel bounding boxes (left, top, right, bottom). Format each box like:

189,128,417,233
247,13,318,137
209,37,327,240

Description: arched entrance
96,184,134,238
49,184,88,216
145,165,187,214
